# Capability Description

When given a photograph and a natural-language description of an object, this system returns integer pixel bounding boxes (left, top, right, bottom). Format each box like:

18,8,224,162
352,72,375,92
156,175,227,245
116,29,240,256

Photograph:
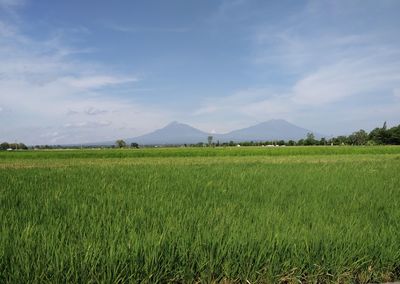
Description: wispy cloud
108,23,189,33
0,13,172,144
84,107,108,116
291,55,400,106
59,75,137,89
67,107,109,116
194,34,400,133
194,51,400,132
0,20,16,36
63,121,111,129
0,0,24,10
191,1,400,134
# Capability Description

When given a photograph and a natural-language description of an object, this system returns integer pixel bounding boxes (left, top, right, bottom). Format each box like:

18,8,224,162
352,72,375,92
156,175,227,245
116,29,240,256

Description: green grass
1,147,400,283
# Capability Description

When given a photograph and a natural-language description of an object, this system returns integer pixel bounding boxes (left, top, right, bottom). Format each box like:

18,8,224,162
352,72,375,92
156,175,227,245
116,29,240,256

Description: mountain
126,121,211,145
216,119,321,142
123,119,322,145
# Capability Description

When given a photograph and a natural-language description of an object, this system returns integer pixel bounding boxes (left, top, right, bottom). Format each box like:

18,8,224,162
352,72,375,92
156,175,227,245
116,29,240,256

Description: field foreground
1,146,400,283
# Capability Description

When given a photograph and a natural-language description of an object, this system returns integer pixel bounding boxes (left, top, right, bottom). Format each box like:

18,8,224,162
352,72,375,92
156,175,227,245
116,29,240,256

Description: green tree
18,143,28,150
304,133,316,145
334,136,348,145
369,122,390,144
130,142,139,148
0,142,10,150
115,140,127,148
388,125,400,144
349,129,368,145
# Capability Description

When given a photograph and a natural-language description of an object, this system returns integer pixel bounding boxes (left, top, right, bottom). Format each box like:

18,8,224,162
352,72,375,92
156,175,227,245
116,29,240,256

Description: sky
0,0,400,145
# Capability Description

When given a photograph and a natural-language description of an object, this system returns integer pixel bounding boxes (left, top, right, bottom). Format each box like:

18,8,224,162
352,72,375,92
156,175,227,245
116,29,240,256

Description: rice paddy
1,146,400,283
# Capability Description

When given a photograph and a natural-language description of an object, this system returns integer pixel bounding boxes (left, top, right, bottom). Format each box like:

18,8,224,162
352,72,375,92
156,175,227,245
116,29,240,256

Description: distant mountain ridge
126,121,209,145
120,119,323,145
215,119,322,142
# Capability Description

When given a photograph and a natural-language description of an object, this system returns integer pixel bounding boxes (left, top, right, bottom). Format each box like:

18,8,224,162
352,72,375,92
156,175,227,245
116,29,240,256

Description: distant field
2,145,400,159
1,146,400,283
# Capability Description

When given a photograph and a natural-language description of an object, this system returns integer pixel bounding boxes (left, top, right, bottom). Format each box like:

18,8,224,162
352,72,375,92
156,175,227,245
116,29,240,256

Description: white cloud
194,88,279,115
202,1,400,129
292,56,400,105
195,89,291,118
0,15,172,144
191,88,295,133
193,42,400,132
63,121,111,129
84,107,108,116
58,75,137,89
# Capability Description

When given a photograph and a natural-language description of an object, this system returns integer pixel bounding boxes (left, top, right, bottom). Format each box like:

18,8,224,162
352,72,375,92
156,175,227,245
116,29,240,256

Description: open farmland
1,146,400,283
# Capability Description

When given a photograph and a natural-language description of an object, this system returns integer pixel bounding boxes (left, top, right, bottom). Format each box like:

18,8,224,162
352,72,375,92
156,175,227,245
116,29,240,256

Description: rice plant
1,147,399,283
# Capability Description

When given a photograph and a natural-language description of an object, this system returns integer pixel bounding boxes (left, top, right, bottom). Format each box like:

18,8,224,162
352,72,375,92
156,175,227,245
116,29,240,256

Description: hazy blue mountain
126,121,210,145
123,119,321,145
215,119,321,142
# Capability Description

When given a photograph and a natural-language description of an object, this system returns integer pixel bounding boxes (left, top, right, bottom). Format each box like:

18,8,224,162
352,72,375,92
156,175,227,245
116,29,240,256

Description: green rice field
1,146,400,283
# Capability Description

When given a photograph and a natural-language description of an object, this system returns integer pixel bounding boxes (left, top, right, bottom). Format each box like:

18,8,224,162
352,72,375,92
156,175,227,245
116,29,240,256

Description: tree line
234,122,399,147
189,122,400,147
0,142,28,150
323,123,395,146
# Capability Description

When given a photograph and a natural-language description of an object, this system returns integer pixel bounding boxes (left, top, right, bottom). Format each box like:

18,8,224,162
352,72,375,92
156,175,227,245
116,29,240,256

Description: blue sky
0,0,399,144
